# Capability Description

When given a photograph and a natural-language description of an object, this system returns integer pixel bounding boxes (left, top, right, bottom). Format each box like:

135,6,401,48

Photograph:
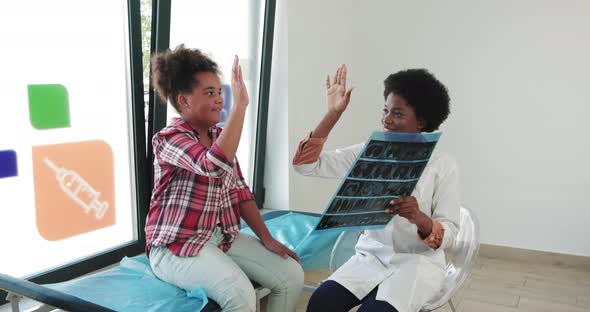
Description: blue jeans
307,280,398,312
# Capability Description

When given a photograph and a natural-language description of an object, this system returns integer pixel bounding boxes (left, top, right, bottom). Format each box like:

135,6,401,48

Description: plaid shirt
145,117,254,257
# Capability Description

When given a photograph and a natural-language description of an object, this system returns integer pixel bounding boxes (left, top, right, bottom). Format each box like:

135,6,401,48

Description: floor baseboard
479,243,590,271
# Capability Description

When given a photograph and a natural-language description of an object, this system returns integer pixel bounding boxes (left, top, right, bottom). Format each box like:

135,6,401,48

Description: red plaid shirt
145,117,254,257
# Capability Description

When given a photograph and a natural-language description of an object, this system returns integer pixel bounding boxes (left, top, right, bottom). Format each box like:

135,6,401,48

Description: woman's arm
429,156,461,249
386,155,461,250
292,64,359,178
293,141,364,178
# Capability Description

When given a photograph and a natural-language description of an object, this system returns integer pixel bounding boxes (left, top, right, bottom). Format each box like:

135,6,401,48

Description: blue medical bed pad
45,255,208,312
241,212,341,270
40,212,338,311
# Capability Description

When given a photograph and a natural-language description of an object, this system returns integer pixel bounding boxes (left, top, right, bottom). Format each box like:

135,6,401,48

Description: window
0,1,146,279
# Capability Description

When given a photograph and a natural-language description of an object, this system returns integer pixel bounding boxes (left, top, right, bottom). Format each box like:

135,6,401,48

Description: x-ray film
312,131,441,233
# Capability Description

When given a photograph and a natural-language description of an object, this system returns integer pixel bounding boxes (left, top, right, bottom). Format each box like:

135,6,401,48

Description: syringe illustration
43,157,109,220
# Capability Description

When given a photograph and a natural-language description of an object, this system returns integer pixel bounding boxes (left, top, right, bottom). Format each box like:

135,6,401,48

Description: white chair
329,206,480,312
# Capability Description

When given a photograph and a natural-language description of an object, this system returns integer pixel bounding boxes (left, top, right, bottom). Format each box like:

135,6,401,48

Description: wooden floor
288,253,590,312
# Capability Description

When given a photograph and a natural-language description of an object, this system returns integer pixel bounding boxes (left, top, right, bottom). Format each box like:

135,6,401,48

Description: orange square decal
32,140,115,241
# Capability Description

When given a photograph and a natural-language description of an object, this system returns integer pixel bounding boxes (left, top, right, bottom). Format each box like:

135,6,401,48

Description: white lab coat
293,143,460,312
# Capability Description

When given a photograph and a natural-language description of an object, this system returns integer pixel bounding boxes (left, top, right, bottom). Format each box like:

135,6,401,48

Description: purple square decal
0,150,18,178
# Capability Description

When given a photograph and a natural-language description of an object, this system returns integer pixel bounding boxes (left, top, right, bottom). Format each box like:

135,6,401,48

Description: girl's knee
289,260,305,285
282,259,305,290
269,258,304,294
214,278,257,311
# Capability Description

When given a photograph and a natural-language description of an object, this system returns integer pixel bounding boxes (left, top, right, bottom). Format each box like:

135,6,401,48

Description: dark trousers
307,280,398,312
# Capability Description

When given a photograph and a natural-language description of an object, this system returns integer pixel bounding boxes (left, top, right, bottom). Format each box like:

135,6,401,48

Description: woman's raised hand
326,64,353,114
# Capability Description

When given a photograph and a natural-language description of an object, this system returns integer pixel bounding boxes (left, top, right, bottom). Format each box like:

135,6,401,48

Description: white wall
266,0,590,257
286,0,362,213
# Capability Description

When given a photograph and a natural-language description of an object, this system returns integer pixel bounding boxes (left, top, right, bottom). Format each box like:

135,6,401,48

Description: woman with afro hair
294,65,460,312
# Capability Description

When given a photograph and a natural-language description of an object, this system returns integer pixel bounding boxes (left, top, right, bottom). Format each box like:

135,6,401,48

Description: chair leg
11,299,20,312
6,292,21,312
255,287,270,312
449,299,456,312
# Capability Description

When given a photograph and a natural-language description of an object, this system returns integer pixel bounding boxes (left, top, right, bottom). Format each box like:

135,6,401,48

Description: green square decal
28,84,71,130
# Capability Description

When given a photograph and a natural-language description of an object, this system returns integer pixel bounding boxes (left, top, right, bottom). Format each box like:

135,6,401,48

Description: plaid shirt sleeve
156,131,233,178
